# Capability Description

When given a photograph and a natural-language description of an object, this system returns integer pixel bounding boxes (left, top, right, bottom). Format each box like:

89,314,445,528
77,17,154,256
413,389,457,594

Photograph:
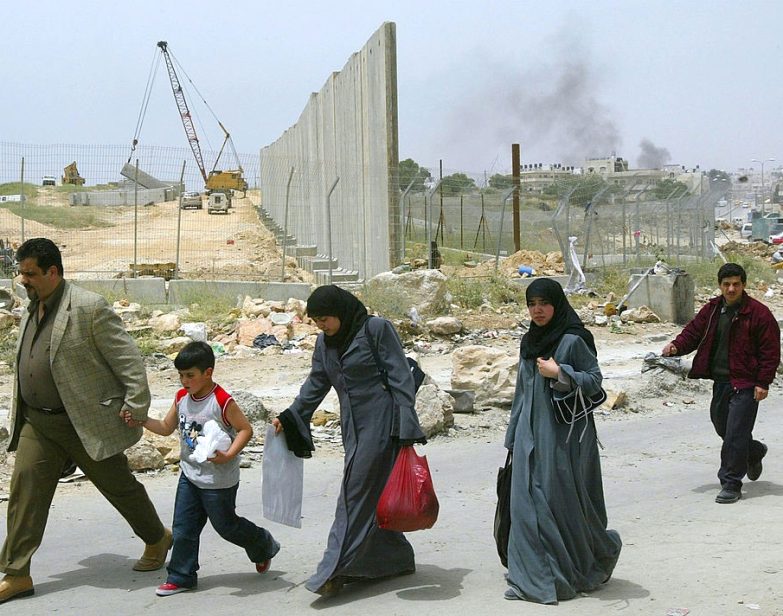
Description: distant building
518,163,576,192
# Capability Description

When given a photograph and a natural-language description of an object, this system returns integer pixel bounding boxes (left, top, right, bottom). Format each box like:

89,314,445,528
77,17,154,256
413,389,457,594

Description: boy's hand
272,417,283,434
208,449,233,464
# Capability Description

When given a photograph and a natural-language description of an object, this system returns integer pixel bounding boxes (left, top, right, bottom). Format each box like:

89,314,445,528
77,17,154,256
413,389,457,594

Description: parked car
740,223,752,239
180,191,202,209
768,231,783,245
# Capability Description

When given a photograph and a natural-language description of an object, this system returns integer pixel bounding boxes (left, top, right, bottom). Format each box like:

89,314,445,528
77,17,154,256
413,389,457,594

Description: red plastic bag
376,446,439,532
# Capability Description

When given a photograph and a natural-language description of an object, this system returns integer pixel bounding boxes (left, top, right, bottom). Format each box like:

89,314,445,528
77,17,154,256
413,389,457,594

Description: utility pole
512,144,520,252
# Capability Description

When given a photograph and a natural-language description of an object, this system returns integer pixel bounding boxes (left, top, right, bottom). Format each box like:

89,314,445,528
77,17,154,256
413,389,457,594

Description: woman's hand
536,356,560,379
272,417,283,434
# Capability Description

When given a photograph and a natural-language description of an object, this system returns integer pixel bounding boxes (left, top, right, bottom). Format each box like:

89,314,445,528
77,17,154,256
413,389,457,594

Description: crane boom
157,41,208,185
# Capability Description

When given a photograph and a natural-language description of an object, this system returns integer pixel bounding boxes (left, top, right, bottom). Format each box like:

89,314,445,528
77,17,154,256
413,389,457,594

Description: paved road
2,401,782,616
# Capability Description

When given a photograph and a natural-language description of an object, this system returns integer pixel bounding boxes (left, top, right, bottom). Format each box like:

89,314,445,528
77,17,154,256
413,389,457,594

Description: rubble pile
470,249,565,278
720,240,777,258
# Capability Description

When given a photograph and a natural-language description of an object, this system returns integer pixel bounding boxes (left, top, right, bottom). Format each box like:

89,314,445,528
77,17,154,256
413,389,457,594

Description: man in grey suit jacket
0,238,172,605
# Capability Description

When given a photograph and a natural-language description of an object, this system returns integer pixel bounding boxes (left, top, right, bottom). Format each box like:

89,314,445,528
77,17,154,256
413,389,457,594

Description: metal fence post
494,186,518,272
133,160,139,278
280,166,295,281
326,176,340,284
20,157,25,243
174,160,186,279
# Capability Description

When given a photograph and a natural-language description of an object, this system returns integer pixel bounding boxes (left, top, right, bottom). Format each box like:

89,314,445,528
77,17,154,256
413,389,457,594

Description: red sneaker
255,559,271,574
156,582,191,597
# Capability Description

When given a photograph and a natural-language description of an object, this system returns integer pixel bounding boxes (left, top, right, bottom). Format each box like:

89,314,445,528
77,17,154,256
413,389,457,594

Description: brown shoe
133,528,173,571
0,574,34,604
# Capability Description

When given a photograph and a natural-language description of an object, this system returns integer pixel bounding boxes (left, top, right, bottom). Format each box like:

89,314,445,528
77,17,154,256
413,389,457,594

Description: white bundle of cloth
192,419,232,463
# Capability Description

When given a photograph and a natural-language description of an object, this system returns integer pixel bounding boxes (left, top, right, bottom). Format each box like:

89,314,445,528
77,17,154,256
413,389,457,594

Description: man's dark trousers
710,382,766,491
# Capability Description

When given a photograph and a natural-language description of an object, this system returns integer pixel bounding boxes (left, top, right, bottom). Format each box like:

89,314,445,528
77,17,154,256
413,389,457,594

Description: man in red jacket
662,263,780,504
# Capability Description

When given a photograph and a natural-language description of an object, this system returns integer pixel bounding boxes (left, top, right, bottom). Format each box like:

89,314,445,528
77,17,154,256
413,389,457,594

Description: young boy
124,341,279,596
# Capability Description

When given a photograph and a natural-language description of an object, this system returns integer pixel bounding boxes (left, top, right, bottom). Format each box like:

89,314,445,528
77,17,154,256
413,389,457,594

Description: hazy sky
2,0,781,176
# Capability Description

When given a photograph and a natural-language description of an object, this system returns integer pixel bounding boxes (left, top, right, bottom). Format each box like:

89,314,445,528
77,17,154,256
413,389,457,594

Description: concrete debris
620,305,661,323
469,249,564,278
149,312,181,333
445,389,476,413
366,269,449,315
180,322,207,342
451,345,518,408
426,316,463,335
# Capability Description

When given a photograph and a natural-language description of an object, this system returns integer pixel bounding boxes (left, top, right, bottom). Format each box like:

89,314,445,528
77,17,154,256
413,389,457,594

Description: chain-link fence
0,142,265,280
0,142,724,282
400,171,724,273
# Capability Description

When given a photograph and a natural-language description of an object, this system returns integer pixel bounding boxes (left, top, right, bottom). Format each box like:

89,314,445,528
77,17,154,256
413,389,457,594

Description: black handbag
551,385,607,425
493,451,512,568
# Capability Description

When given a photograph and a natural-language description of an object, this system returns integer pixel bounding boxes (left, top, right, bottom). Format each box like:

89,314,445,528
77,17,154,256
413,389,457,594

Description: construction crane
129,41,247,195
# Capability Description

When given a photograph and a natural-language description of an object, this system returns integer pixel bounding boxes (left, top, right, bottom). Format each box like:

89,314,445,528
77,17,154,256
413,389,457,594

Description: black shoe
747,444,768,481
715,488,742,504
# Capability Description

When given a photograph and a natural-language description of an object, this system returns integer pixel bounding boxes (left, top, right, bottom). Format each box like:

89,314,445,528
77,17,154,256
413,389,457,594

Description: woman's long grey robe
283,317,425,592
503,333,622,604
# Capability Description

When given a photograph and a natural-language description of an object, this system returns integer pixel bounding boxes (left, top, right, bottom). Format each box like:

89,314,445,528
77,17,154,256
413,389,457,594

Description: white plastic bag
262,424,304,528
191,420,232,463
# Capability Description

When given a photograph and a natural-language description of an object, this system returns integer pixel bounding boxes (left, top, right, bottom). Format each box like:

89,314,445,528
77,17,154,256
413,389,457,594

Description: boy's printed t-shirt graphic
176,384,239,489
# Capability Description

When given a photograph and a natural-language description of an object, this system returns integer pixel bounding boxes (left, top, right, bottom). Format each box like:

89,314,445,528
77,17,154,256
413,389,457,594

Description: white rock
451,345,518,408
180,322,207,342
149,312,181,333
365,269,448,314
426,316,463,335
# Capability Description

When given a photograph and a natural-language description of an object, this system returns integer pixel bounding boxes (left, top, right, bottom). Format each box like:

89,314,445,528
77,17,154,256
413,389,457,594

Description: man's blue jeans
167,474,279,588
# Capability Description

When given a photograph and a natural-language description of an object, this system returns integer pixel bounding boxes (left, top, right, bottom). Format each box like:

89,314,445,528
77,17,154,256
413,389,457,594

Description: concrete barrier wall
71,278,168,304
168,280,311,304
0,278,313,306
259,22,400,280
69,186,177,206
69,187,178,207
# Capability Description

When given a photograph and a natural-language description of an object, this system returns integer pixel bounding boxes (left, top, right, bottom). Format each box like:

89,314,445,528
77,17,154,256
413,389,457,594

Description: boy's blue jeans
167,474,280,588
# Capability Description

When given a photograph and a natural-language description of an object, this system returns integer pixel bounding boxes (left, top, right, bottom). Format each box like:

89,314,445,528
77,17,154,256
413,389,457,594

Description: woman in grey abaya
273,285,426,597
503,278,621,604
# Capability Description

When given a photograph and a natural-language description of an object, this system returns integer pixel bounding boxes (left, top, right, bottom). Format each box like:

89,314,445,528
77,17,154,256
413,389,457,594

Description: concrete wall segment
259,22,399,280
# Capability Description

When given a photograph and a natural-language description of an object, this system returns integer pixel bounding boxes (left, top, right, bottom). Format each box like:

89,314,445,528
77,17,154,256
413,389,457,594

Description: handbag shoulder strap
364,317,390,390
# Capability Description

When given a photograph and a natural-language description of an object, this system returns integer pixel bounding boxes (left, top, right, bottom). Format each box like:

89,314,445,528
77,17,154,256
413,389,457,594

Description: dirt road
1,378,781,615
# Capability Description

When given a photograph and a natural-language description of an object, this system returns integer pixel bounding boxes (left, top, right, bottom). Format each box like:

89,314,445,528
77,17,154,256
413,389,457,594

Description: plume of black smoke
500,60,621,165
443,51,622,169
637,139,671,169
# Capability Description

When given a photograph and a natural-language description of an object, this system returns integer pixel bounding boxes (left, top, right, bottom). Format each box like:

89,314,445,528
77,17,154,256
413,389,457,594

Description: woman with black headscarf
503,278,621,604
273,285,426,597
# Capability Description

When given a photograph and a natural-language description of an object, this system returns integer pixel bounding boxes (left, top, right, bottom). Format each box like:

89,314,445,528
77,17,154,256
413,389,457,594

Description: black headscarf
519,278,596,359
306,285,370,355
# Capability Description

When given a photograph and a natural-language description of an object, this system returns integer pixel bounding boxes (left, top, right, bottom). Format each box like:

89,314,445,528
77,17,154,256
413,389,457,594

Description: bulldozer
62,162,85,186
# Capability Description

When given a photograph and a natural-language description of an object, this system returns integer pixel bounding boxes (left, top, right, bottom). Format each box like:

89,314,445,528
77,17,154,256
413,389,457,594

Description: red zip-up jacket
671,291,780,390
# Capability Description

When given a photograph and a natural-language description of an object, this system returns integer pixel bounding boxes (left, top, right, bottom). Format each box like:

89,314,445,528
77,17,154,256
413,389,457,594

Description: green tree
708,169,730,183
543,174,609,208
488,173,514,190
440,172,477,196
651,178,689,199
398,158,432,192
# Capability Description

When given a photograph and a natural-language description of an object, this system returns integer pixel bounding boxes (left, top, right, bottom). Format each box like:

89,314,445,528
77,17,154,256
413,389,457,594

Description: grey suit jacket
7,281,150,461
